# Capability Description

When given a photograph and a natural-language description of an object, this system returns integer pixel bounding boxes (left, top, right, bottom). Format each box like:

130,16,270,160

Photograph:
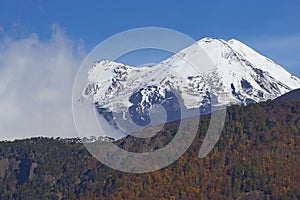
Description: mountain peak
84,37,300,109
197,37,227,45
82,37,300,139
228,38,239,43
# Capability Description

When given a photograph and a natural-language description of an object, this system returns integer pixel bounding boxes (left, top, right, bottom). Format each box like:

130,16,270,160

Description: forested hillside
0,100,299,199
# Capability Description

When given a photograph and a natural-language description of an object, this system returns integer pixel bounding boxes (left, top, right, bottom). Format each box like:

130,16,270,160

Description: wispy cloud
247,35,300,76
0,25,85,140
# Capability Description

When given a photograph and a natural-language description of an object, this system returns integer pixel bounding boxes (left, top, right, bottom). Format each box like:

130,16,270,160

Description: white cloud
0,25,85,140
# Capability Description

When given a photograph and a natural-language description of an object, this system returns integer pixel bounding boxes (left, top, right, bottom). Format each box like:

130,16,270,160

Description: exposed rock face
0,158,8,178
0,158,38,186
238,190,270,200
0,158,20,178
29,162,37,180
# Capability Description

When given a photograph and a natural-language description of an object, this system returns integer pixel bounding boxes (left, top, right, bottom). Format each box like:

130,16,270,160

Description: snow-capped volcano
82,37,300,134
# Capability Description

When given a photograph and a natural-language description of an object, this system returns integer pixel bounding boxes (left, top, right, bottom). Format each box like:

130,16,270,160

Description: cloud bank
0,25,84,140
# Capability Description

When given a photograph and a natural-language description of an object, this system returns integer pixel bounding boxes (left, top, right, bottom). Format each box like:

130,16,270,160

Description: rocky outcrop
29,162,37,180
0,158,20,178
0,158,38,186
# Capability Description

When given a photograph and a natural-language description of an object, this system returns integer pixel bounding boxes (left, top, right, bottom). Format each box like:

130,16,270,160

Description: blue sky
0,0,300,140
1,0,300,73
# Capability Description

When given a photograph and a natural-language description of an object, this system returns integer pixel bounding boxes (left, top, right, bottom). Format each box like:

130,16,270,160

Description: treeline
0,100,299,199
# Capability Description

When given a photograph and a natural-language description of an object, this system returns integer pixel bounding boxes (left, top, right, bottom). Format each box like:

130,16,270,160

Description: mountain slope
1,101,300,199
84,37,300,107
275,88,300,102
81,37,300,138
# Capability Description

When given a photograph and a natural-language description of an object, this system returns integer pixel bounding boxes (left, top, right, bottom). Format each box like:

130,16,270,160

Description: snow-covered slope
83,37,300,115
81,37,300,138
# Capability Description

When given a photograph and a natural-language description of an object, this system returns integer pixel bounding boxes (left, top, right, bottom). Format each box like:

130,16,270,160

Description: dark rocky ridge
275,88,300,102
